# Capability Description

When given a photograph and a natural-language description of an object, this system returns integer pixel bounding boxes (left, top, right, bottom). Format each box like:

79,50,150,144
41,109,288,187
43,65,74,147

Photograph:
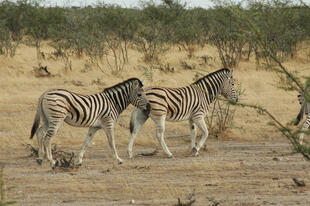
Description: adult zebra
30,78,150,168
294,90,310,145
127,68,238,158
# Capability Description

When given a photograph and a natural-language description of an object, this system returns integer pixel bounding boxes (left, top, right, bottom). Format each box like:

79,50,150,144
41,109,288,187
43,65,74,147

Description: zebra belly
64,116,104,128
166,115,190,122
64,117,87,127
64,116,93,127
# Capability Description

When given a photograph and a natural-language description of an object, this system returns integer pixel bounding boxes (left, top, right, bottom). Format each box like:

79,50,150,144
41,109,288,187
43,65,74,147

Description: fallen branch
24,143,78,170
23,143,38,157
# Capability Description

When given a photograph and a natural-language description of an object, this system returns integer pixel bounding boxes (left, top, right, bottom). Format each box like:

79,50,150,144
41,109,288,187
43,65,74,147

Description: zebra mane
103,78,143,92
193,68,231,85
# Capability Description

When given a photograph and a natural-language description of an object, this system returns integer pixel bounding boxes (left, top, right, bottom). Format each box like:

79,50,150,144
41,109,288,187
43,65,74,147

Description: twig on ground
23,143,78,171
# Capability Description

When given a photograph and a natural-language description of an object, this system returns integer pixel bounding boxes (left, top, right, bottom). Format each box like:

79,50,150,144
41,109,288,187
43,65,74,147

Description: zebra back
104,78,143,93
192,68,237,103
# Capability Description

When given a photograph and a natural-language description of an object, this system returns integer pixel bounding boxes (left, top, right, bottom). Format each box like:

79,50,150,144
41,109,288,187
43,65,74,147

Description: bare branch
300,0,310,9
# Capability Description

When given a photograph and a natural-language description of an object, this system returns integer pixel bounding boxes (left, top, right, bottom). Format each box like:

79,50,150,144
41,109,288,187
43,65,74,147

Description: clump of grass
0,165,17,205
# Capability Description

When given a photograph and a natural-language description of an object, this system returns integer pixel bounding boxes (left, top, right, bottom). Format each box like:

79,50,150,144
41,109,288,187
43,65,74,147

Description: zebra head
130,80,151,115
221,70,238,102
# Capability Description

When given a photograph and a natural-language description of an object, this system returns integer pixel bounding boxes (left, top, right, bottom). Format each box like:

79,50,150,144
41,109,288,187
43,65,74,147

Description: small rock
130,199,135,204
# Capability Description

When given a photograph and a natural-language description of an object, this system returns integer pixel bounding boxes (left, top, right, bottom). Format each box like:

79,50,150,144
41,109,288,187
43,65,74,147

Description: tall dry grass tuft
0,165,17,206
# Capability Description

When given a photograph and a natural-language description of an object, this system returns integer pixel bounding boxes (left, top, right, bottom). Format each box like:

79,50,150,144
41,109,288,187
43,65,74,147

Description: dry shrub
32,64,60,78
206,99,236,139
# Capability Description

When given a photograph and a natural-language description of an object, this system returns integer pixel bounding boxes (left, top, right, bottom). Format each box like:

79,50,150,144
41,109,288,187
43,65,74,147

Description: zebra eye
137,93,142,97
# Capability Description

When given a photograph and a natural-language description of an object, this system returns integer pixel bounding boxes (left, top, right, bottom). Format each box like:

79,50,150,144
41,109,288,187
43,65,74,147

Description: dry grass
0,43,310,205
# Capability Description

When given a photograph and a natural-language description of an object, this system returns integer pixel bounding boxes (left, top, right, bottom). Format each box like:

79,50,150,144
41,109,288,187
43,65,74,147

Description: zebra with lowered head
295,89,310,145
127,68,238,158
30,78,150,168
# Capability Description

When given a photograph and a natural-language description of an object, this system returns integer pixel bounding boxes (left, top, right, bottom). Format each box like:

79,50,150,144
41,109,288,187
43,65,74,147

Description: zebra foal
30,78,150,168
295,90,310,145
128,68,238,158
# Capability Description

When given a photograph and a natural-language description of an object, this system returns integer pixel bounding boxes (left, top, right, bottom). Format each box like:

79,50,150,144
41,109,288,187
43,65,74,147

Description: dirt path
1,139,309,206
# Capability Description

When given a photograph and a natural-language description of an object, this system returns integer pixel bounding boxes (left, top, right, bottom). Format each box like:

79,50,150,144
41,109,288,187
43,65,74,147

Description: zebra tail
295,103,305,126
30,98,42,139
130,107,149,134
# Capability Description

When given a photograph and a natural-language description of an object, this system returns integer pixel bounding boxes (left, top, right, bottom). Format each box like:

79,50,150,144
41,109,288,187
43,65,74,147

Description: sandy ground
1,139,310,206
0,42,310,205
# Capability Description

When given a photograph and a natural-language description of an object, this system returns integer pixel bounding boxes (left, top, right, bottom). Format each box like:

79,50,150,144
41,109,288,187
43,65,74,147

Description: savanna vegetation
1,1,310,205
0,0,310,157
0,0,310,65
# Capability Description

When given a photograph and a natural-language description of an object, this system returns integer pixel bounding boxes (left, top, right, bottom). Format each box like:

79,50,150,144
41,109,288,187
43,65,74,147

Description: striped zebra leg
192,118,209,156
43,122,63,169
103,121,123,164
299,119,310,145
152,115,173,158
42,112,66,168
189,119,197,150
128,108,149,158
36,126,47,165
76,127,100,166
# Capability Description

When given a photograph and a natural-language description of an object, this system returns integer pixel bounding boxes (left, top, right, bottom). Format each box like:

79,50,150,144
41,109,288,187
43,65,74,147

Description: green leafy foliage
0,0,309,68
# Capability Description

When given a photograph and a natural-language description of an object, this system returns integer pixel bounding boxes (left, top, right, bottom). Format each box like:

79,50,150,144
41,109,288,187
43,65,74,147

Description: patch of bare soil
1,138,309,206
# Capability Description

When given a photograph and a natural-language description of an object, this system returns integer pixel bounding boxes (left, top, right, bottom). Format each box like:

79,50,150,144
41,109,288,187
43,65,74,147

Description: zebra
294,90,310,145
30,78,150,168
127,68,238,158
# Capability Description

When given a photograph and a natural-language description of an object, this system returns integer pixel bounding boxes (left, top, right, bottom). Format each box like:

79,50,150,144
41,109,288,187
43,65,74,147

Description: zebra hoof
36,158,43,165
167,154,173,158
191,147,198,153
52,160,59,170
191,147,199,157
118,159,123,164
75,159,83,167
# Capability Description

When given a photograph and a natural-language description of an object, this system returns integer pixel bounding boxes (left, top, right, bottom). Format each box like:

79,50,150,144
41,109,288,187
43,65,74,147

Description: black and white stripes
30,78,150,168
127,68,238,158
295,91,310,144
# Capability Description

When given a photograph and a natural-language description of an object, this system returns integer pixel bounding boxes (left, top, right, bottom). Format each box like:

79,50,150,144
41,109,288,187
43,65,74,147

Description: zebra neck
104,89,130,114
192,76,224,103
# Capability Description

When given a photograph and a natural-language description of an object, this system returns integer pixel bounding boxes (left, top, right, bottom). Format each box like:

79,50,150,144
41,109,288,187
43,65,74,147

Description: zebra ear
228,70,233,78
133,80,140,89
